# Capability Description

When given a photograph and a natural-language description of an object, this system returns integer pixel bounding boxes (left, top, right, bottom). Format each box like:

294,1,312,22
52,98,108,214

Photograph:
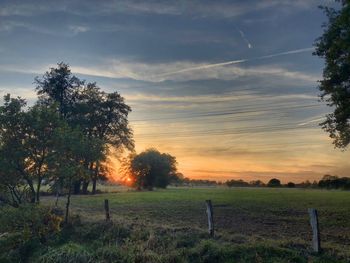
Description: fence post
104,199,110,221
308,208,321,253
205,200,214,237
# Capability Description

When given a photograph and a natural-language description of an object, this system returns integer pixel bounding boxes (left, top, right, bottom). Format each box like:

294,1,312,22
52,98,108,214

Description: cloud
0,0,320,18
298,116,326,126
68,25,90,34
67,47,318,83
0,47,319,84
238,29,252,49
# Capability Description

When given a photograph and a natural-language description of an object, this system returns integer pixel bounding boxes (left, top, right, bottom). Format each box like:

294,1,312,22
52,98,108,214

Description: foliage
35,63,134,194
0,205,62,262
314,1,350,148
249,180,265,187
318,174,350,189
35,62,84,118
38,242,93,263
0,95,62,204
124,148,178,190
226,179,249,187
267,178,281,187
0,62,134,205
49,124,106,222
286,182,296,188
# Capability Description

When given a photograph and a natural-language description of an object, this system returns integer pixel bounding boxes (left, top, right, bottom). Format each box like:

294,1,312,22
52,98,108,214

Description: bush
226,179,249,187
38,242,92,263
287,182,296,188
0,205,62,261
267,178,281,187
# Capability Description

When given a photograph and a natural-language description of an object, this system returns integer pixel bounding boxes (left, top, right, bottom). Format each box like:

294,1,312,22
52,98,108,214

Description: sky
0,0,349,183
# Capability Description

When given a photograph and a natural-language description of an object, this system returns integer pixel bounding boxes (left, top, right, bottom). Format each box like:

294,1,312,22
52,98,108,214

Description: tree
49,125,106,223
0,95,64,203
226,179,249,187
267,178,281,187
35,62,84,118
35,64,134,194
314,1,350,148
71,83,134,194
125,149,177,190
286,182,296,188
0,95,32,204
318,174,350,189
249,180,265,187
24,103,63,202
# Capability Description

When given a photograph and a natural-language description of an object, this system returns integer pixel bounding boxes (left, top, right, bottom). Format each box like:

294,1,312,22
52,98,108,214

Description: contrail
158,59,247,77
157,47,315,77
298,117,325,126
238,29,252,49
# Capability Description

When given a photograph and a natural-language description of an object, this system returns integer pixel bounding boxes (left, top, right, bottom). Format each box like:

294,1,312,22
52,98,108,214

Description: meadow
35,187,350,262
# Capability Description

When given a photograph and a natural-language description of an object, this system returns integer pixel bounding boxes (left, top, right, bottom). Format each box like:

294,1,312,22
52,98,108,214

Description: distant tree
299,180,312,188
226,179,249,187
187,179,218,187
267,178,281,187
249,180,265,187
286,182,296,188
311,180,319,188
169,172,185,186
126,149,177,190
314,1,350,148
318,174,350,190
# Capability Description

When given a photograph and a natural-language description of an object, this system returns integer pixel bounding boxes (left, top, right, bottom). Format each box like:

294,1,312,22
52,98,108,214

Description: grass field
39,187,350,262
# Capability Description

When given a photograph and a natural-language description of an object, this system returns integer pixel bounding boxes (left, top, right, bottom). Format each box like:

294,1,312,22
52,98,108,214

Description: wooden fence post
104,199,110,221
205,200,214,237
308,208,321,253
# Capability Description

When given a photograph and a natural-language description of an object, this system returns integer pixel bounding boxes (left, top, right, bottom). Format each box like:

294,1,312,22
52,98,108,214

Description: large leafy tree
35,63,134,194
71,83,134,193
0,95,30,205
314,1,350,148
126,149,177,190
0,95,62,203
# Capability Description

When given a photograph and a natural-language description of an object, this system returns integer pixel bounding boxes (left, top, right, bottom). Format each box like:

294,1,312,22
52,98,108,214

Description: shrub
267,178,281,187
0,205,62,261
38,242,92,263
287,182,296,188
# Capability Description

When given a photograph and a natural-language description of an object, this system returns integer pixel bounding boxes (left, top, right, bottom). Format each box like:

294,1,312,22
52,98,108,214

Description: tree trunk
92,162,99,195
27,180,36,203
82,181,89,194
65,186,72,224
36,178,41,203
92,179,97,195
73,180,81,194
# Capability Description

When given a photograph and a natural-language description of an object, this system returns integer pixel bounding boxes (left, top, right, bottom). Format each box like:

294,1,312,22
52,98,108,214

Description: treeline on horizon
165,174,350,190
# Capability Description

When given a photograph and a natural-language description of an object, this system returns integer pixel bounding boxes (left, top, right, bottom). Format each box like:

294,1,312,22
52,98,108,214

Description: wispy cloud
154,47,315,80
0,47,319,83
68,25,90,34
0,0,320,18
298,116,326,126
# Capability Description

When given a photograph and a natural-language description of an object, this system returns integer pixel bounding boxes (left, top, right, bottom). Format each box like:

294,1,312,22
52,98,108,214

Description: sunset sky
1,0,349,182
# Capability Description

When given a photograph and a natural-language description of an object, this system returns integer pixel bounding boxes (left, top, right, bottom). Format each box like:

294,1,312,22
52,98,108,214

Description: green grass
39,187,350,262
0,187,345,262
